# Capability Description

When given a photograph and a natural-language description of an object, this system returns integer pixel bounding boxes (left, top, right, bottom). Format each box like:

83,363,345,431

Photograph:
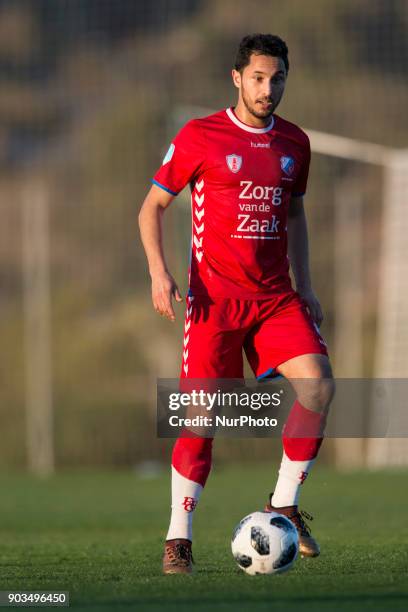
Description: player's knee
319,377,335,408
298,377,335,411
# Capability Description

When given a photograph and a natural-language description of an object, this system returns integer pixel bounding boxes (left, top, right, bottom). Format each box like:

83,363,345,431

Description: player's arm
138,184,182,322
287,195,323,326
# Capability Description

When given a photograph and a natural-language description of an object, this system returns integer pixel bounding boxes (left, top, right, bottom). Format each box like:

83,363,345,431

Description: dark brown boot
162,538,194,574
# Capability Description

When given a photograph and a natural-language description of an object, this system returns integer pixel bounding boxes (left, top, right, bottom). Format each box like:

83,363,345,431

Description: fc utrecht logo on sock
182,496,197,512
299,471,309,484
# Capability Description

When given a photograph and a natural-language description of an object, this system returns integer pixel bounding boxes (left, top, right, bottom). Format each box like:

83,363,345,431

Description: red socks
172,434,213,486
283,400,327,460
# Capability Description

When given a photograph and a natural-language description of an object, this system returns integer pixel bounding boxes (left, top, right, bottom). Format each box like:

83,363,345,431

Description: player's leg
164,295,248,574
163,434,213,574
166,435,213,531
266,353,334,556
245,292,334,557
265,357,334,555
272,353,334,509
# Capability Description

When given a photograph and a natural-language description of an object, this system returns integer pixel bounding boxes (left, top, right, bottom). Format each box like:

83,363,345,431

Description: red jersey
152,107,311,299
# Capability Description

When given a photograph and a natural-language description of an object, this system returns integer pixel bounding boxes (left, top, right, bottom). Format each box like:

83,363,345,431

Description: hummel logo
251,142,270,148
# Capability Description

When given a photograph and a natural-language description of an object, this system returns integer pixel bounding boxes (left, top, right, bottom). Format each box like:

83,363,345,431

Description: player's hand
151,271,183,322
298,288,323,327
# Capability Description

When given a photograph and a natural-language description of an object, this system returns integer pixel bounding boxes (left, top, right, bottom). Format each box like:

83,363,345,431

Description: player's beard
241,84,279,121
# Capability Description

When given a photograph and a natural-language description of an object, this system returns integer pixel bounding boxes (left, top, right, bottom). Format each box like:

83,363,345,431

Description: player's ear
232,69,241,89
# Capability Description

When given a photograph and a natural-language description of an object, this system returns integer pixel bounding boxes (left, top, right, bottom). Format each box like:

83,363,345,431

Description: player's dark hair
234,34,289,73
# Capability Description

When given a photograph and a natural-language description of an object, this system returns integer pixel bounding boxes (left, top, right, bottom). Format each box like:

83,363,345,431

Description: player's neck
233,102,273,129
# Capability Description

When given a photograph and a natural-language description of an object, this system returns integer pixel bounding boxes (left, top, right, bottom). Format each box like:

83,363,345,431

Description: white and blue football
231,511,299,575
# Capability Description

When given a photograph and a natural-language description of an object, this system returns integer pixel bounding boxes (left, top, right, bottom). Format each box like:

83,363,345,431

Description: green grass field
0,464,407,611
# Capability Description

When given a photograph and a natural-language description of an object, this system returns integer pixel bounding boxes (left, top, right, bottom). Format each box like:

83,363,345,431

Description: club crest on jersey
280,156,295,176
226,154,242,173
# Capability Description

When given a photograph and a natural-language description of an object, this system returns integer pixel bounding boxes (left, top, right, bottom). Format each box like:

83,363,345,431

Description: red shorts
180,291,328,379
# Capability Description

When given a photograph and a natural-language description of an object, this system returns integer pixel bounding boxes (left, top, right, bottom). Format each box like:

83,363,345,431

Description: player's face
233,54,287,120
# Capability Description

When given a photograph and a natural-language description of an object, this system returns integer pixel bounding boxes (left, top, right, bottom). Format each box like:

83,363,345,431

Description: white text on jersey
239,181,283,206
237,214,280,233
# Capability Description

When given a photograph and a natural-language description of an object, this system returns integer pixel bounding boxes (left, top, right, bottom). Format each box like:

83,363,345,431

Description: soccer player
139,33,335,574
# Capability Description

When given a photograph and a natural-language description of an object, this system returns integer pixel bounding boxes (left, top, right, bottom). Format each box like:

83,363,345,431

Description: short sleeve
152,119,206,196
292,136,311,197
